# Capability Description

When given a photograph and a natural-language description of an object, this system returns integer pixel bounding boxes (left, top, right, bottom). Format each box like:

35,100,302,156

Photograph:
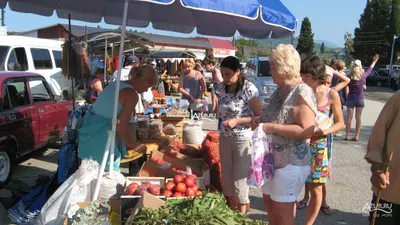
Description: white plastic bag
182,120,206,144
95,171,126,200
247,124,274,188
34,159,99,225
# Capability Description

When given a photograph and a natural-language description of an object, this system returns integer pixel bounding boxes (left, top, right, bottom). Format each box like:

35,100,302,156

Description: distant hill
256,37,342,53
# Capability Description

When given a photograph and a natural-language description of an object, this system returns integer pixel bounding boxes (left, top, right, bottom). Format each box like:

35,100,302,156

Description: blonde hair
336,60,345,71
269,44,301,79
350,64,363,81
184,58,196,68
129,65,158,83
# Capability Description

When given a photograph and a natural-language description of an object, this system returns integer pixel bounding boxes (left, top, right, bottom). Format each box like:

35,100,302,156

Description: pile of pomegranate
125,182,161,196
162,174,202,198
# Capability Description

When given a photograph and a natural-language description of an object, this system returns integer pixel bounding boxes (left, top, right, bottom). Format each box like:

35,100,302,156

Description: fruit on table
172,192,183,197
173,175,184,183
165,181,176,191
162,190,173,198
126,182,162,196
175,182,187,194
185,187,196,197
184,177,195,188
147,184,161,196
126,182,139,195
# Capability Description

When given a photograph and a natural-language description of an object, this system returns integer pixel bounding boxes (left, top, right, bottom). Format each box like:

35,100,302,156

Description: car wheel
376,81,383,87
0,148,12,188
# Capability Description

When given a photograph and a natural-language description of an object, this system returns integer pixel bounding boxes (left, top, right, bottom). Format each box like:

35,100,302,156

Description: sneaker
334,133,343,137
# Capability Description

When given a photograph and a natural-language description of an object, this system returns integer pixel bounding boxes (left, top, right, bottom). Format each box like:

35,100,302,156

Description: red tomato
175,182,187,193
165,181,176,191
173,175,184,184
162,190,173,198
184,178,195,188
192,185,198,193
172,192,183,197
185,188,196,197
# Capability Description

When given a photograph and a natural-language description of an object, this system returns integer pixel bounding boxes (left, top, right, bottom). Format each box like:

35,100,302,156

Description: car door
0,78,39,153
28,77,60,146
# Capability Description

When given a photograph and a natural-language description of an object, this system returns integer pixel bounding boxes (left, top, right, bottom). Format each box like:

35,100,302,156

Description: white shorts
261,164,310,203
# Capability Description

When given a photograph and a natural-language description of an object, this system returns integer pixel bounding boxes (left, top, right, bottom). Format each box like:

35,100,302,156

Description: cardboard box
138,161,176,177
121,177,166,223
151,151,208,177
151,150,210,184
122,192,166,224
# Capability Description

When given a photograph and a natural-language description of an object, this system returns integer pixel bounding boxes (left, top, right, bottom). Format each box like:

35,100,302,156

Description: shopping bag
247,123,274,188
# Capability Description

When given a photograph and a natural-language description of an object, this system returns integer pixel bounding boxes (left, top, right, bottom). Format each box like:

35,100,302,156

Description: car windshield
0,46,10,71
258,61,271,77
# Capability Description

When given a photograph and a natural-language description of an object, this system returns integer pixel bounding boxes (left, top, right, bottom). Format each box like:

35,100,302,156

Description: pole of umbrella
92,0,129,201
68,14,75,113
104,38,108,82
109,0,129,173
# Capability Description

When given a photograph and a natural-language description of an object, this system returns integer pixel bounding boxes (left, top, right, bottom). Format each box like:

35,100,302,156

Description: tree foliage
233,36,258,61
353,0,392,66
320,42,325,53
344,32,354,66
296,17,315,58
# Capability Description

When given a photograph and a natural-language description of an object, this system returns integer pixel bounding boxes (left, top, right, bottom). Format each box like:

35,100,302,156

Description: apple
135,187,147,196
141,182,152,189
173,175,184,184
126,182,140,195
147,184,161,196
175,182,187,193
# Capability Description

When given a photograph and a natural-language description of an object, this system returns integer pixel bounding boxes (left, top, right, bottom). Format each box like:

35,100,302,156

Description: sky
1,0,367,47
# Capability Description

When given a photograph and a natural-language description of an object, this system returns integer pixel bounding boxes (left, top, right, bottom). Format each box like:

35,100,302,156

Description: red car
0,72,72,186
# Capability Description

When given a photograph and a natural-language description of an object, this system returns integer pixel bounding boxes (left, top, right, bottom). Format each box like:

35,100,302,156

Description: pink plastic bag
247,123,274,188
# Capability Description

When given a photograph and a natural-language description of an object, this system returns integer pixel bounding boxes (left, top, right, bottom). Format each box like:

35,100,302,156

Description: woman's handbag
247,123,274,188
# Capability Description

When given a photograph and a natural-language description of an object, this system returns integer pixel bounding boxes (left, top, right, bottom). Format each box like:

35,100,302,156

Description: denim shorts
346,99,365,108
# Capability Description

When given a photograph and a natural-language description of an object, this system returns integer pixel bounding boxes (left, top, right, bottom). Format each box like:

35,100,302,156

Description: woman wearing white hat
345,54,379,141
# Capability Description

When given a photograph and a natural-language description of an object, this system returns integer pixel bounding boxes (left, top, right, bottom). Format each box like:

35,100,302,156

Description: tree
233,36,258,61
320,42,325,53
296,17,315,57
344,32,354,66
392,0,400,36
353,0,392,66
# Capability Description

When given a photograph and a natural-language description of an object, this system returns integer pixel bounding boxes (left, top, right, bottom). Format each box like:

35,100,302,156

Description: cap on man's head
151,61,156,65
127,55,140,63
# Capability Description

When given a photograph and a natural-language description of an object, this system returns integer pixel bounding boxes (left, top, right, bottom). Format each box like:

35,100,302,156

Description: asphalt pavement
0,95,389,225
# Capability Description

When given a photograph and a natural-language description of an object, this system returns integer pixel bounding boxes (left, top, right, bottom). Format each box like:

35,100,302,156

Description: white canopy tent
0,0,297,201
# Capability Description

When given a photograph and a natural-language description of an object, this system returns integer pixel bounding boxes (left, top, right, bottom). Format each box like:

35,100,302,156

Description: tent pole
104,38,108,82
93,0,129,201
109,0,129,173
68,14,75,112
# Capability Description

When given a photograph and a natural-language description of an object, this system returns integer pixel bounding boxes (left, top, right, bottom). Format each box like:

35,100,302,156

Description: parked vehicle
0,36,74,99
245,57,277,106
0,72,72,186
366,69,390,87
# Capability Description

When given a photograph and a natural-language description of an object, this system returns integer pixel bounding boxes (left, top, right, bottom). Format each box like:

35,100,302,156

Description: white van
245,57,277,106
0,36,70,98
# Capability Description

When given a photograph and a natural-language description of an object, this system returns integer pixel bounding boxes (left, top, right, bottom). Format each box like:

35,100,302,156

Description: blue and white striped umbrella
1,0,296,39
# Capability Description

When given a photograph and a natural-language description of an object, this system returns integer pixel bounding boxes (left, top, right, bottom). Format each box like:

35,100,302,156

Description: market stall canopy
82,31,155,54
0,0,297,39
150,51,196,61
